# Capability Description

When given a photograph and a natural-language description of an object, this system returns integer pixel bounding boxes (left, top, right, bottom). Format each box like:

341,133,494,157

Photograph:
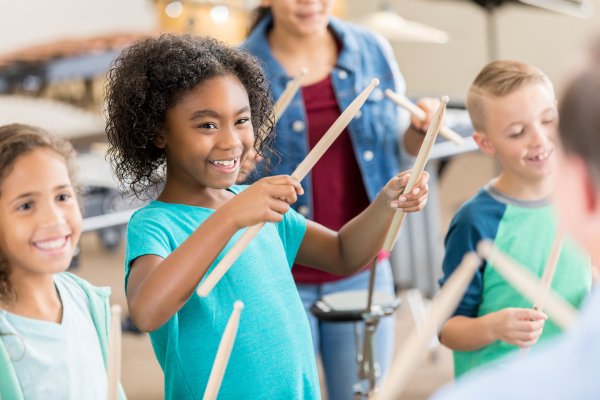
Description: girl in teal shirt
106,34,430,399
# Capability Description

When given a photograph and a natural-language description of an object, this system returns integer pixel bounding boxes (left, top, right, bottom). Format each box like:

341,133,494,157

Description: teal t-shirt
440,181,591,377
124,186,321,400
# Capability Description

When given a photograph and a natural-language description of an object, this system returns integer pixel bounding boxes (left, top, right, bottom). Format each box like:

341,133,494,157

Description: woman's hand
221,175,303,229
490,308,548,348
382,170,430,213
411,97,445,132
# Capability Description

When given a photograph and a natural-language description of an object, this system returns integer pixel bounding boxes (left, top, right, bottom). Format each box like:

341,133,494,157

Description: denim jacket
241,15,410,219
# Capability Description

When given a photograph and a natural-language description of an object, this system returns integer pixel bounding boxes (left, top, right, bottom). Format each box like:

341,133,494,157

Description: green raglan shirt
440,181,591,378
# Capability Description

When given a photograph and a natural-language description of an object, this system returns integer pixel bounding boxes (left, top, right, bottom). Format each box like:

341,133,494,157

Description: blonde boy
438,61,591,377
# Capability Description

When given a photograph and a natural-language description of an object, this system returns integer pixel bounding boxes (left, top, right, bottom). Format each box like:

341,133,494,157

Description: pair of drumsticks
197,71,453,297
373,233,576,400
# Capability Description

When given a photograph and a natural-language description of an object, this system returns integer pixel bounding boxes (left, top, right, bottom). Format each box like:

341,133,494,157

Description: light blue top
0,273,107,400
124,185,321,400
430,285,600,400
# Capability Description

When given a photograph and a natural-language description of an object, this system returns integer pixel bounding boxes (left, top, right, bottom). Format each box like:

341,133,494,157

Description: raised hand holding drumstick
382,96,448,252
198,79,381,297
385,90,464,145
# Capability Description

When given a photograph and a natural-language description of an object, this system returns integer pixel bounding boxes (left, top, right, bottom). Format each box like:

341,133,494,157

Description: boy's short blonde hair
466,60,553,132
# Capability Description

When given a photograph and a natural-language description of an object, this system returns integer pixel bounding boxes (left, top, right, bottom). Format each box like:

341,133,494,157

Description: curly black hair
105,34,275,198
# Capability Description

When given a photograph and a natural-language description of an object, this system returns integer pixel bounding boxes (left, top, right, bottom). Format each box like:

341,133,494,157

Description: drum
310,290,401,322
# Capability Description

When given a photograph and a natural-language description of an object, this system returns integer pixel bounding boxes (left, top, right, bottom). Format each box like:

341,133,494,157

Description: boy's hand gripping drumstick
202,301,244,400
373,253,481,400
382,96,448,252
385,89,463,145
107,304,122,400
519,223,566,358
197,79,381,297
477,239,577,330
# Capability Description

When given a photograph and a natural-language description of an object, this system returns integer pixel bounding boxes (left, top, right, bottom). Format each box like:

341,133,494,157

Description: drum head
322,290,396,311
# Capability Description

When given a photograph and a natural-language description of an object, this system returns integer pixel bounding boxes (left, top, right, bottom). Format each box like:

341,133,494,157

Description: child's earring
154,134,167,149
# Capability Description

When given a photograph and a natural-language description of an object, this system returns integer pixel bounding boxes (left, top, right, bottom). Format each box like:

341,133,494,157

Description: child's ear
154,133,167,149
472,131,495,156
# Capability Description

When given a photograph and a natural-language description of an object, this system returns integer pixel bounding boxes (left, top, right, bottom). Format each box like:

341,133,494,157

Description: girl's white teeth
35,237,67,250
212,158,237,167
533,151,550,161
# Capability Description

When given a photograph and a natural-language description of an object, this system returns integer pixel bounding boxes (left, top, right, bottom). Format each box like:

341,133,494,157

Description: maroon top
292,75,388,284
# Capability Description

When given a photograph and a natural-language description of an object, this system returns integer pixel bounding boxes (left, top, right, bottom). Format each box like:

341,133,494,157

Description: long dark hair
249,6,272,34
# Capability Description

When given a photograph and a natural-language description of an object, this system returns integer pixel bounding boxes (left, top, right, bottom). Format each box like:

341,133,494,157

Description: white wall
0,0,157,53
348,0,600,102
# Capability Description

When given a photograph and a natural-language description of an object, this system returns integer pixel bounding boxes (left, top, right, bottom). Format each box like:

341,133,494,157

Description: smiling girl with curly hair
105,34,429,399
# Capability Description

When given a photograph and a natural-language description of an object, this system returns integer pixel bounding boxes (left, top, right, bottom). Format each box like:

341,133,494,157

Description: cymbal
356,10,449,44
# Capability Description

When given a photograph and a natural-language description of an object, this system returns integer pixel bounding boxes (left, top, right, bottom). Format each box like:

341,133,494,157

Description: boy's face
262,0,335,37
0,148,81,277
160,74,255,191
473,83,558,183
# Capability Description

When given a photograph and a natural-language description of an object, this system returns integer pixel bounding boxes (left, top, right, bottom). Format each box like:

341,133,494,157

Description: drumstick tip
111,304,122,315
300,67,309,75
233,301,244,311
476,239,494,259
441,95,449,104
371,78,380,87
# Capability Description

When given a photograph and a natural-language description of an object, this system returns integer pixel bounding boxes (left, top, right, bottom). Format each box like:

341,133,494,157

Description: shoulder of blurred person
430,285,600,400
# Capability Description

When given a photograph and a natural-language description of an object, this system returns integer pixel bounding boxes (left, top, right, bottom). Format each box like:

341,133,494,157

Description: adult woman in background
242,1,441,398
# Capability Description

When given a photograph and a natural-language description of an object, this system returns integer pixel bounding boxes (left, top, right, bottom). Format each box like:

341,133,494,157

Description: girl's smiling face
158,75,255,191
0,148,81,277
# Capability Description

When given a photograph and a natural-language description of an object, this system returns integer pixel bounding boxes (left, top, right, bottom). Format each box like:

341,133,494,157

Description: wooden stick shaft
197,223,264,297
197,79,380,297
258,68,308,141
202,301,244,400
107,304,122,400
477,240,577,330
374,253,481,400
385,89,463,145
519,224,567,358
382,96,448,252
274,68,308,122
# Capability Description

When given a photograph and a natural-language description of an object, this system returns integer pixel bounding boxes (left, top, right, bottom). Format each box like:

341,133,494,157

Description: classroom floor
73,152,494,400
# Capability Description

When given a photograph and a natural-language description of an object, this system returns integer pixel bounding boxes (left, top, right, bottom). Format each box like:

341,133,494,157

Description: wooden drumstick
274,68,308,122
477,239,577,330
197,79,381,297
202,301,244,400
385,89,464,145
257,68,308,141
519,223,566,358
374,252,481,400
382,96,448,252
107,304,122,400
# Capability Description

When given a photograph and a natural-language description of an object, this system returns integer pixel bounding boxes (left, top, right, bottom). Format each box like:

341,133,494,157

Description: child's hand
223,175,303,229
490,308,548,347
383,170,430,213
411,97,446,132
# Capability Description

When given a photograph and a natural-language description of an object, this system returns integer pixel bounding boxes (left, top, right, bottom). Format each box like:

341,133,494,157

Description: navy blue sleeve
439,191,505,317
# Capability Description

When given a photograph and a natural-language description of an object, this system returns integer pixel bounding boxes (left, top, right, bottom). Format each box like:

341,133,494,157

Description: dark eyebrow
236,106,251,115
9,184,71,205
190,109,221,121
